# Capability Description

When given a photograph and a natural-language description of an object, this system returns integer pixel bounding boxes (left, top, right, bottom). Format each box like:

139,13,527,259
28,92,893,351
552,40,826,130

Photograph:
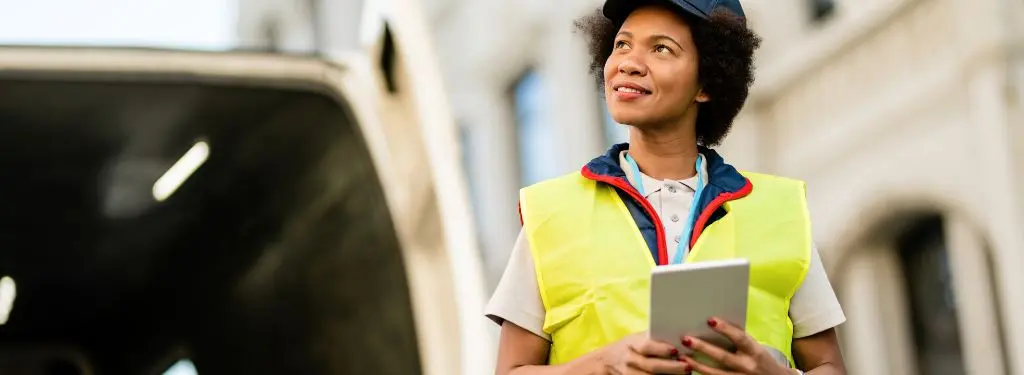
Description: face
604,6,707,129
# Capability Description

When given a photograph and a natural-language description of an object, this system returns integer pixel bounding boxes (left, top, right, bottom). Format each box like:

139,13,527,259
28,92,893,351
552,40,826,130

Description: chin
609,107,658,128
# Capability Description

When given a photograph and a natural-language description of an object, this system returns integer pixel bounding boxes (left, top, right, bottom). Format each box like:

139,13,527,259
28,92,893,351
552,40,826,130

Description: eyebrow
615,31,684,50
651,34,684,50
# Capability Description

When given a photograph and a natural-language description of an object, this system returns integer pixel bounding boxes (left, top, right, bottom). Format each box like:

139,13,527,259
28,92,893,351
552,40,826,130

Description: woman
486,0,848,374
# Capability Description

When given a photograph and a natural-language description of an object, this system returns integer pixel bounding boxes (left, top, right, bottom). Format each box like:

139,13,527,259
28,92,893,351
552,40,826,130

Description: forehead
619,5,693,36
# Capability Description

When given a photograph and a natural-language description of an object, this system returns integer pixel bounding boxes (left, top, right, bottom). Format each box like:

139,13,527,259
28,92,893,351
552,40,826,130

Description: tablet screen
648,259,749,363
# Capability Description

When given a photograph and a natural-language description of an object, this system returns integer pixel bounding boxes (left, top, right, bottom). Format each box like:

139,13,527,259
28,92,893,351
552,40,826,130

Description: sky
0,0,238,50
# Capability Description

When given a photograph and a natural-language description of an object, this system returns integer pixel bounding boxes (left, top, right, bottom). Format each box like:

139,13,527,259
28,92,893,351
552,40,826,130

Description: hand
679,318,794,375
579,332,692,374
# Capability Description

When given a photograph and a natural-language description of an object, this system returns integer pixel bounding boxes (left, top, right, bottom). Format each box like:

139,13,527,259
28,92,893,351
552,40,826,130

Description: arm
496,321,688,375
496,322,596,375
793,328,846,375
489,233,595,375
489,231,688,375
490,232,572,375
789,246,848,374
495,321,558,375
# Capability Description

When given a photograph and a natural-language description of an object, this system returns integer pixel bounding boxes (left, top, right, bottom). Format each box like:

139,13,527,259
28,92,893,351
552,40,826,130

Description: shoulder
519,172,596,208
738,171,808,201
739,171,805,188
521,171,592,193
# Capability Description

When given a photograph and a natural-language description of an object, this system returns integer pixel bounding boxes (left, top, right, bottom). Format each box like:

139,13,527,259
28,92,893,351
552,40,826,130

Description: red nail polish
682,337,693,347
671,348,679,356
707,318,718,327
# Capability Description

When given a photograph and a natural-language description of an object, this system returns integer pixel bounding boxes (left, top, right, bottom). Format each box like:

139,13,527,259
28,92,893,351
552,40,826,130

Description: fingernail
682,337,693,347
707,318,718,327
670,348,679,356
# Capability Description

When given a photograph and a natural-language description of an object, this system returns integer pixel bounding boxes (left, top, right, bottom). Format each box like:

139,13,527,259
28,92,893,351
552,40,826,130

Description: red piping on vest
688,179,753,249
518,202,524,226
581,166,670,265
583,166,754,265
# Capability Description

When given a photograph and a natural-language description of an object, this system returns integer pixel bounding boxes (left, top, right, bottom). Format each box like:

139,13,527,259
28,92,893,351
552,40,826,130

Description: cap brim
602,0,708,24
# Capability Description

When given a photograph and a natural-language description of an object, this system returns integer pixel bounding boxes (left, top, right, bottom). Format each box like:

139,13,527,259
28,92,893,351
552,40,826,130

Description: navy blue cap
603,0,745,23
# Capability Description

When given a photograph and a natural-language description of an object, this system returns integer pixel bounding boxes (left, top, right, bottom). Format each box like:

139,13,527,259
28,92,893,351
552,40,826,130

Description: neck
627,125,699,180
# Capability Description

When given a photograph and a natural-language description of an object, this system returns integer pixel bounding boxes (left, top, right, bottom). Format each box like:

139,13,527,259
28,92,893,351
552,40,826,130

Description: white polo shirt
485,151,846,341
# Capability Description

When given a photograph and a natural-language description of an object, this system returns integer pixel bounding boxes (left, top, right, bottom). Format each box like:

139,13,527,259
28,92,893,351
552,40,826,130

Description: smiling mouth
615,86,651,95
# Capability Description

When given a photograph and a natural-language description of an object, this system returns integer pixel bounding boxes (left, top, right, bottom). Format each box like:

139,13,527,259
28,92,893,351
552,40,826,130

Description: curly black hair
575,7,761,146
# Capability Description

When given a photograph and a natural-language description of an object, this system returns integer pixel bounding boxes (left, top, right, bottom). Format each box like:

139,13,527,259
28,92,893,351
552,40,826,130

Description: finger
707,317,758,353
682,336,744,370
681,356,739,375
631,337,680,359
628,355,693,375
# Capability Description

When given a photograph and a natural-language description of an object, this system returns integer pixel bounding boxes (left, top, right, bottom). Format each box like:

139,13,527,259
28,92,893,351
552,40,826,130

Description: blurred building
235,0,365,53
729,1,1024,374
237,0,1024,374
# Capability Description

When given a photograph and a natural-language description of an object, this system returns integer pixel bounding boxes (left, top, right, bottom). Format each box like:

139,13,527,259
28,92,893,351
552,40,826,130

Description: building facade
723,1,1024,374
237,0,1024,373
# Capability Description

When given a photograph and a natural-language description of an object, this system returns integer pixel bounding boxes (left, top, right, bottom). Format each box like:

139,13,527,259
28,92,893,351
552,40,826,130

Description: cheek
655,62,699,101
602,57,618,86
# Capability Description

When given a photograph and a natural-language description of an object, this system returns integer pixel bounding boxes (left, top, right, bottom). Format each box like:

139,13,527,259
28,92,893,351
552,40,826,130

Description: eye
614,40,631,50
654,44,673,54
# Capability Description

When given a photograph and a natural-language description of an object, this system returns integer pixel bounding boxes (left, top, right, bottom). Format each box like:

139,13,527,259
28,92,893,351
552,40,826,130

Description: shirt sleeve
789,245,847,338
483,229,551,341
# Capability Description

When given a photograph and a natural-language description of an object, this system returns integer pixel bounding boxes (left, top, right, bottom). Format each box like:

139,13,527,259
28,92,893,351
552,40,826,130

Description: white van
0,3,493,374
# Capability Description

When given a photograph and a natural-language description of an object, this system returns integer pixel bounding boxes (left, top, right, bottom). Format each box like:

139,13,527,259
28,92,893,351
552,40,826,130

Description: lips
616,87,646,94
611,82,652,100
610,81,651,93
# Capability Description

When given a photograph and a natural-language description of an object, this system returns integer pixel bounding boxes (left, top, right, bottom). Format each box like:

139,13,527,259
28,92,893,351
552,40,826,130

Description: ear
695,88,710,103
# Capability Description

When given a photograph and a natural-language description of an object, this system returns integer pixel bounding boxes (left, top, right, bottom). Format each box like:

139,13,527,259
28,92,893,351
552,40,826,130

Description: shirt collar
618,150,705,198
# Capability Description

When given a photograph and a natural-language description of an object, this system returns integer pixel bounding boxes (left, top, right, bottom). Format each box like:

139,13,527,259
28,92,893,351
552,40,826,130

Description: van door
0,44,486,375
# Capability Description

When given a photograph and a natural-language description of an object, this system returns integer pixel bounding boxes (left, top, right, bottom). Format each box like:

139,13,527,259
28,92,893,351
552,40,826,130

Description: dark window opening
896,216,966,375
379,23,398,94
808,0,836,23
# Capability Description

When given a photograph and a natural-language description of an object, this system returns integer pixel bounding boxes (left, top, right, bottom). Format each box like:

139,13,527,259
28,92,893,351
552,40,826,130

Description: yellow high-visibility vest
519,171,812,366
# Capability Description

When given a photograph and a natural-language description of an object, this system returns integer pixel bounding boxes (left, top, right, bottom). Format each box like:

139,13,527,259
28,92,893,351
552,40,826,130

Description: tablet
649,258,750,361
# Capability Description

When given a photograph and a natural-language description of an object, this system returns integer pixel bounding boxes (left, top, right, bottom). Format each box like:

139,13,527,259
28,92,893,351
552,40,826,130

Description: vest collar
581,142,749,194
580,142,753,265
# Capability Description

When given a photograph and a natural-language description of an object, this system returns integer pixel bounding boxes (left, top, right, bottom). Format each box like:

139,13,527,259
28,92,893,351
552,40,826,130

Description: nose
618,55,647,76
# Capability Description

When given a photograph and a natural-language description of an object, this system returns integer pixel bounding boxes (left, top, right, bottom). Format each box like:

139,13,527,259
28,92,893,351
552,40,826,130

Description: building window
808,0,836,23
896,217,966,375
601,99,629,147
261,19,281,52
457,121,483,230
458,122,475,202
512,70,559,187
